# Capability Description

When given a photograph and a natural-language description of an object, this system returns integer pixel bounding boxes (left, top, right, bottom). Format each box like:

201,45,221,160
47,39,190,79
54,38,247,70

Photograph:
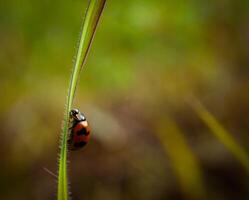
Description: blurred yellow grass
191,100,249,174
156,118,207,200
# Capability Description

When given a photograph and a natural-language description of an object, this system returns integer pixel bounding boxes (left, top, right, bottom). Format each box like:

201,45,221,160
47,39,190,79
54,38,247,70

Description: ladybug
67,109,91,150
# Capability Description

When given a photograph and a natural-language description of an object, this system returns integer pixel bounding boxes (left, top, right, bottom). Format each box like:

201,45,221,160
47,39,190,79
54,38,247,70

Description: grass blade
57,1,106,200
156,118,207,199
191,100,249,174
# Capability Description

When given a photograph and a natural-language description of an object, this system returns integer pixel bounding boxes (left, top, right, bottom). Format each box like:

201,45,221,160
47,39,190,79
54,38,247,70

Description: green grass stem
57,1,106,200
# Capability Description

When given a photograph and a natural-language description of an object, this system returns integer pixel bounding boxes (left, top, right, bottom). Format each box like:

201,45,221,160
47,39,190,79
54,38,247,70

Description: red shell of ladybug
68,109,91,150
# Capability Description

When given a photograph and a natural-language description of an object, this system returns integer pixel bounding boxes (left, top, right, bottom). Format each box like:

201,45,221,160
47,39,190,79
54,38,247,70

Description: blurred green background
0,0,248,199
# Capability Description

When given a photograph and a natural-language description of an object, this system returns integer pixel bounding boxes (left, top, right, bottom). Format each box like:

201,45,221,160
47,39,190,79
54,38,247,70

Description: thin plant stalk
57,1,106,200
191,100,249,174
156,117,207,199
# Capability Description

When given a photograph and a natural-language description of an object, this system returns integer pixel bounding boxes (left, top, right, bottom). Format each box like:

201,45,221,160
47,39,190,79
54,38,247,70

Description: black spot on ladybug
77,128,87,136
74,141,87,148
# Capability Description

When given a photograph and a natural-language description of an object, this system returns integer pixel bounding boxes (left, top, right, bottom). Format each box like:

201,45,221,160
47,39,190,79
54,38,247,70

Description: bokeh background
0,0,248,199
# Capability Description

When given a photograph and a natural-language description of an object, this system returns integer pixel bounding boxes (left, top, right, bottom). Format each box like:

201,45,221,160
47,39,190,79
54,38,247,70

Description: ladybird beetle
67,109,91,150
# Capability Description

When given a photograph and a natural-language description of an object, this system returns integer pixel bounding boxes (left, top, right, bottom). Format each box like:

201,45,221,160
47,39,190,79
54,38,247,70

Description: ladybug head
70,108,86,121
70,108,79,116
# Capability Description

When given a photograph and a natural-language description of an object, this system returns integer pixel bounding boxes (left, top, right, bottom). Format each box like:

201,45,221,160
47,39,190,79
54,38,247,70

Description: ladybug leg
68,121,77,130
67,125,74,138
67,130,74,146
